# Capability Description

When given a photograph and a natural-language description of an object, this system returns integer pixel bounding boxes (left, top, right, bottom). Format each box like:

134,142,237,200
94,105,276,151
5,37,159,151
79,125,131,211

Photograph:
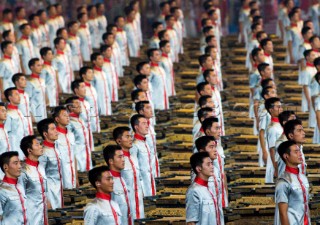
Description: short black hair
67,21,78,29
28,13,38,22
56,27,67,37
261,78,273,89
12,73,26,85
88,165,110,189
264,97,281,114
159,1,169,9
251,48,263,60
52,106,68,121
279,111,296,127
71,79,84,94
103,144,122,166
15,6,24,14
196,82,210,94
2,8,12,16
303,49,313,59
284,119,302,140
102,32,113,42
135,101,150,114
124,6,134,16
65,96,80,111
87,4,96,13
315,71,320,85
1,40,12,53
257,62,270,73
136,61,149,73
204,46,216,55
133,75,148,87
205,35,215,44
190,151,210,175
112,126,130,142
158,30,167,40
131,89,144,101
37,118,55,139
203,69,214,81
256,31,267,40
261,86,274,99
301,26,312,36
165,14,174,21
77,12,86,21
147,48,159,59
20,135,37,157
152,21,163,30
106,24,117,33
201,18,211,27
54,37,64,47
159,40,169,49
288,9,298,20
260,38,271,49
195,136,216,152
277,140,297,162
40,47,52,58
309,35,319,44
0,151,19,172
202,117,219,135
251,22,260,31
28,58,40,69
202,26,213,34
79,66,93,79
314,57,320,67
2,30,12,40
100,44,112,53
197,107,213,122
19,23,30,31
114,16,124,23
198,95,212,108
198,54,211,66
91,52,102,62
130,114,145,133
4,87,17,102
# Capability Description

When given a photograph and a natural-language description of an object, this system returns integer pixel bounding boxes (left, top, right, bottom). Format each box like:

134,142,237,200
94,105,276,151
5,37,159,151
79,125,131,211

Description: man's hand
262,149,268,164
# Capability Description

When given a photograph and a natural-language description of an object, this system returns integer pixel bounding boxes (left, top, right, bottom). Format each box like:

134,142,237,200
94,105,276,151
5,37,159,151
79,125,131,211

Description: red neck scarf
306,62,314,67
117,28,123,32
21,35,29,40
56,50,64,55
271,117,280,123
17,89,24,94
150,62,159,67
43,140,55,148
56,126,67,134
69,112,79,118
31,73,40,79
69,32,76,37
0,124,4,128
96,192,111,200
285,165,299,174
43,61,51,66
162,53,168,58
4,55,11,60
291,23,298,27
110,170,121,177
94,66,102,72
194,177,208,187
134,133,146,141
7,104,18,110
104,58,111,63
85,82,91,87
123,150,130,157
25,158,39,167
80,24,87,28
264,52,270,57
3,176,18,184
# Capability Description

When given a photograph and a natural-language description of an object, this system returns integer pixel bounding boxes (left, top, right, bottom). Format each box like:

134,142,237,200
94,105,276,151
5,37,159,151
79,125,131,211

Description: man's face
261,66,272,78
5,12,13,21
116,17,125,28
5,31,15,43
162,43,171,54
110,150,125,171
209,48,217,60
151,50,161,62
76,82,86,98
204,141,218,160
204,56,214,69
98,171,114,193
135,117,149,136
265,88,277,99
5,43,13,56
309,51,317,63
32,16,40,26
22,25,31,36
0,106,7,121
71,99,82,114
207,71,218,85
17,76,27,88
56,110,70,126
202,98,215,108
141,104,153,119
286,144,303,165
201,84,213,96
311,37,320,49
136,92,147,102
290,124,305,144
95,55,105,67
304,29,313,40
140,64,151,76
45,123,59,141
39,11,48,22
84,69,94,81
208,122,221,140
270,101,283,117
57,39,66,50
166,17,175,27
43,50,54,62
155,24,164,33
32,60,43,74
265,41,274,53
255,51,265,63
197,157,214,177
30,139,43,157
163,31,170,41
5,156,21,178
70,23,79,34
104,48,112,59
9,90,21,104
59,29,68,40
137,78,149,91
117,131,133,149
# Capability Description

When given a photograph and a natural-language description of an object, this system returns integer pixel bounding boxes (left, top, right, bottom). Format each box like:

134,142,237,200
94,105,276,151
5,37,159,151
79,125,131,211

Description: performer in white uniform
160,40,176,96
77,13,92,63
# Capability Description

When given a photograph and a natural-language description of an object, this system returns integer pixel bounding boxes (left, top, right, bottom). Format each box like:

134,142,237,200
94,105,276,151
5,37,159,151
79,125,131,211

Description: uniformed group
188,0,319,225
0,0,318,225
0,0,186,224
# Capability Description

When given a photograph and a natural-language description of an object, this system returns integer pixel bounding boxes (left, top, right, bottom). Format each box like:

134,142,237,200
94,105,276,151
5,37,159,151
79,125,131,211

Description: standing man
4,87,29,159
113,126,145,219
84,166,122,224
52,37,74,94
115,16,129,66
37,118,64,209
0,103,10,156
160,40,175,97
186,152,220,225
77,13,92,63
103,145,133,225
130,114,156,197
124,6,139,57
0,151,27,225
25,58,47,122
19,135,48,225
96,3,108,45
67,21,83,72
274,141,310,225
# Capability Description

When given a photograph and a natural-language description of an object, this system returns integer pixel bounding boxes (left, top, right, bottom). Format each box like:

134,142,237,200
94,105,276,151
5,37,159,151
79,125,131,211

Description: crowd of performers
0,0,319,225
